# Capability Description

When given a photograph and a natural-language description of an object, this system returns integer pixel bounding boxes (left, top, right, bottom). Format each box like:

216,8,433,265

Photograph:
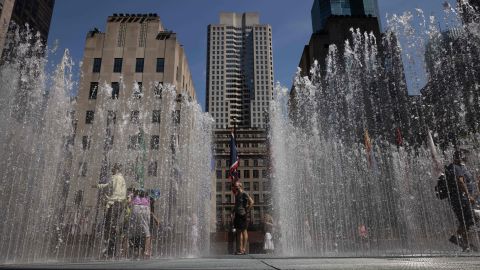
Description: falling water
0,28,214,263
271,7,480,256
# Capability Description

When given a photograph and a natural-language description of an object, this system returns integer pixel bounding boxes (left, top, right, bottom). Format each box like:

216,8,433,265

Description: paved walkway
3,255,480,269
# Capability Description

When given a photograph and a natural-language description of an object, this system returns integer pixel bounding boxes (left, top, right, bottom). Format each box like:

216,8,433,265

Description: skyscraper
206,12,274,129
298,0,381,77
311,0,380,33
0,0,55,54
207,13,274,252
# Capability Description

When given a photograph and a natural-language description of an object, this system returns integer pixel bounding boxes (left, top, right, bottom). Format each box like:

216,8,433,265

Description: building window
216,170,222,179
224,170,229,179
107,111,116,126
113,58,122,73
89,82,98,100
85,111,94,124
156,58,165,73
254,194,260,204
225,182,231,191
216,182,222,192
253,170,259,178
82,136,90,150
154,82,163,98
225,194,231,203
79,162,87,177
244,160,249,167
93,58,102,73
244,182,250,191
111,82,120,99
150,135,160,150
134,82,143,98
152,110,161,123
130,110,140,123
262,169,267,178
128,135,139,150
243,170,250,178
263,181,271,191
253,159,258,166
253,182,259,191
135,58,144,73
148,161,158,176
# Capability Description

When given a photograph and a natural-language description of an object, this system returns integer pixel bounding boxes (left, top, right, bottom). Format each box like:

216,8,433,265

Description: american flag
229,131,239,182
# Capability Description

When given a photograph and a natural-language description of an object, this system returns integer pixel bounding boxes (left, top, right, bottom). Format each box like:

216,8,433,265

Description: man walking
93,163,127,258
446,150,478,251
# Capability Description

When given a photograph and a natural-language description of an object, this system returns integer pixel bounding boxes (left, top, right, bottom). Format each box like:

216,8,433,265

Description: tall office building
69,13,196,224
299,0,381,77
0,0,55,54
311,0,380,33
206,12,274,129
207,13,274,253
292,0,415,147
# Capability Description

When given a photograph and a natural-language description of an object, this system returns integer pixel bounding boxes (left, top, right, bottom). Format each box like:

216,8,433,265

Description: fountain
270,6,480,256
0,27,214,263
0,2,480,265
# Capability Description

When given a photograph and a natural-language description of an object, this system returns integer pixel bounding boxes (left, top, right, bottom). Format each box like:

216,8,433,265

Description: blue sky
47,0,457,110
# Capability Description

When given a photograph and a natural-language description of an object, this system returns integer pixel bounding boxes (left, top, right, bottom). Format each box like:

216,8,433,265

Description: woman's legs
242,230,248,253
144,236,152,258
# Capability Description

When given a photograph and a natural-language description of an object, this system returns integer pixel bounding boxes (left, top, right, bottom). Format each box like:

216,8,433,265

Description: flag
228,131,239,182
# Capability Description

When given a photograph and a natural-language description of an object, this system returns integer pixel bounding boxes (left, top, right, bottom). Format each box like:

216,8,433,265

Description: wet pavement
3,255,480,270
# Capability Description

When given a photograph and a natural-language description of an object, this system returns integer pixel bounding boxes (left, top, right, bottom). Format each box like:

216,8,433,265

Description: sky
47,0,458,111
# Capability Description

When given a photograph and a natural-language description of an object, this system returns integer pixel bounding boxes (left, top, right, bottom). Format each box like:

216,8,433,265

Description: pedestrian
263,214,274,254
446,150,478,251
92,163,127,259
461,151,479,207
128,188,152,259
232,181,254,255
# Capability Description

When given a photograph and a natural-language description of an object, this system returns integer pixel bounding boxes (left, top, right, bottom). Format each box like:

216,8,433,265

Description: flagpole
233,117,237,143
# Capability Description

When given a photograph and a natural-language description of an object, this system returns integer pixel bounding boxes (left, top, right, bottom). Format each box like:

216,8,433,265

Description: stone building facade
68,13,196,224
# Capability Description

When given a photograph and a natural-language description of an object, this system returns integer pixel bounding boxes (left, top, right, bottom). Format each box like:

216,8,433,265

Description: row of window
85,110,162,124
78,161,159,177
89,82,163,100
92,57,165,73
216,169,268,179
216,193,269,205
216,180,271,192
81,134,162,151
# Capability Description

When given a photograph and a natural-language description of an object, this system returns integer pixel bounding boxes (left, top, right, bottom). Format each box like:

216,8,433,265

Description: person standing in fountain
233,181,254,255
446,150,478,251
128,188,152,259
262,214,275,254
92,163,127,259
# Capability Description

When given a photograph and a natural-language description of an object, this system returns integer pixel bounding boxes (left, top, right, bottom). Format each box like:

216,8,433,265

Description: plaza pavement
2,255,480,270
